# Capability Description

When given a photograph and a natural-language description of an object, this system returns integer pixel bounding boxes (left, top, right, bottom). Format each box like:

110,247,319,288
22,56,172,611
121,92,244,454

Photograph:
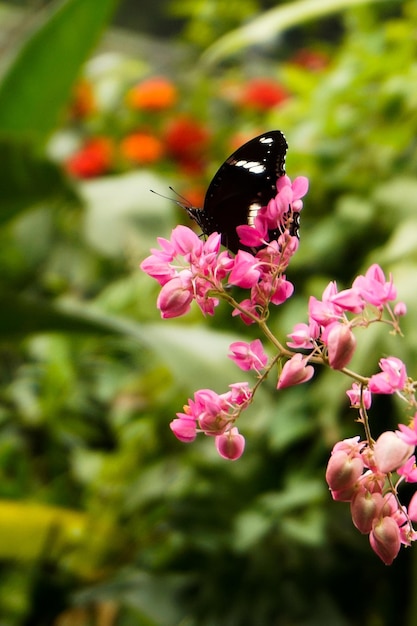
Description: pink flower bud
373,431,414,473
215,428,245,460
350,489,384,534
325,324,357,370
325,450,364,492
369,516,401,565
157,275,194,319
277,354,314,389
170,417,197,442
394,301,407,316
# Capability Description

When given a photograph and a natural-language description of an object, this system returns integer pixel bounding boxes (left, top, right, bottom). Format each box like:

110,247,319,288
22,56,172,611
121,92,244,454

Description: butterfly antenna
150,188,194,210
167,186,195,209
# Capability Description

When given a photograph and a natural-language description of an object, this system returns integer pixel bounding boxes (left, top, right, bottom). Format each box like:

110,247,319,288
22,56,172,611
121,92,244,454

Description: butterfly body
186,130,290,253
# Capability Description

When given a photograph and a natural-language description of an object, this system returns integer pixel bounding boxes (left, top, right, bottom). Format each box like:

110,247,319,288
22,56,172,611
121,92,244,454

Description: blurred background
1,0,417,624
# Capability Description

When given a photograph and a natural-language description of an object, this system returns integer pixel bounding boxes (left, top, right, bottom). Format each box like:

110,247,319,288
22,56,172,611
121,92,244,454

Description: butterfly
186,130,295,254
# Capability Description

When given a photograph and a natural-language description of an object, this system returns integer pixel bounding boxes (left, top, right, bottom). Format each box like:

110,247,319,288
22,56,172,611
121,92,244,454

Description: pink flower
351,489,384,534
228,339,268,372
397,456,417,482
396,415,417,445
325,450,364,492
287,322,319,349
188,388,224,418
171,224,205,257
276,174,309,213
277,353,314,389
373,431,414,473
258,195,288,231
408,491,417,522
228,251,261,287
346,383,372,409
268,277,294,305
394,301,407,316
140,252,177,286
156,274,194,319
236,174,308,250
332,436,363,457
189,389,231,436
228,381,252,405
353,264,397,308
170,415,197,442
199,411,230,435
236,223,267,248
368,357,407,394
215,427,246,460
324,323,357,370
232,299,260,325
359,469,385,493
182,385,253,441
330,288,365,313
399,522,417,546
369,515,401,565
308,282,343,326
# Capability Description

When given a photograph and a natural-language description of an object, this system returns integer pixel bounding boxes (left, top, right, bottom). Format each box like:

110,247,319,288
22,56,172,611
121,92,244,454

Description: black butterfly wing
195,130,288,253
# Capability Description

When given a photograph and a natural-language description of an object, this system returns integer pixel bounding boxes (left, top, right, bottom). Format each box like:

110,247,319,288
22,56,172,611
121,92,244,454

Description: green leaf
137,323,241,392
0,0,120,141
5,295,243,395
0,292,241,392
0,294,136,338
199,0,394,67
0,138,78,224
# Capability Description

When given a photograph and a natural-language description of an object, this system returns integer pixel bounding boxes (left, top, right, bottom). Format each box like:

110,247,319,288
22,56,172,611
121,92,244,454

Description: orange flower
238,78,289,111
228,131,262,152
69,79,96,118
120,132,164,164
126,77,178,111
65,137,113,178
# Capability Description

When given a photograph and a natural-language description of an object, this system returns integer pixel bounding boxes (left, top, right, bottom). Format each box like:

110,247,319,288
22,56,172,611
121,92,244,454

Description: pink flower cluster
141,169,417,564
326,428,417,564
140,175,307,322
171,383,251,460
286,264,405,375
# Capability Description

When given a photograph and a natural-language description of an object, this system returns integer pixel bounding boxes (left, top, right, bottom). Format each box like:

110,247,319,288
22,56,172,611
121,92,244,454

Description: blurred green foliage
0,0,417,624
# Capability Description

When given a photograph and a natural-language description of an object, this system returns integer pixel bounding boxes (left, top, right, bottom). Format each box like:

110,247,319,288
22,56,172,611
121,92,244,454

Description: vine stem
216,285,370,385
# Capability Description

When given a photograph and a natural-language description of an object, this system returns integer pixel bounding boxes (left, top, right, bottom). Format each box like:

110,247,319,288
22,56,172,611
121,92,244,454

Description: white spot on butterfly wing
231,159,266,174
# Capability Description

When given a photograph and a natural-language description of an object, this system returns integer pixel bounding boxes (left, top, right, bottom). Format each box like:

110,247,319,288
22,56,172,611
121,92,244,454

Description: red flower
65,137,113,178
126,76,178,111
291,48,329,71
119,132,164,165
164,116,210,160
164,116,210,174
238,78,289,111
